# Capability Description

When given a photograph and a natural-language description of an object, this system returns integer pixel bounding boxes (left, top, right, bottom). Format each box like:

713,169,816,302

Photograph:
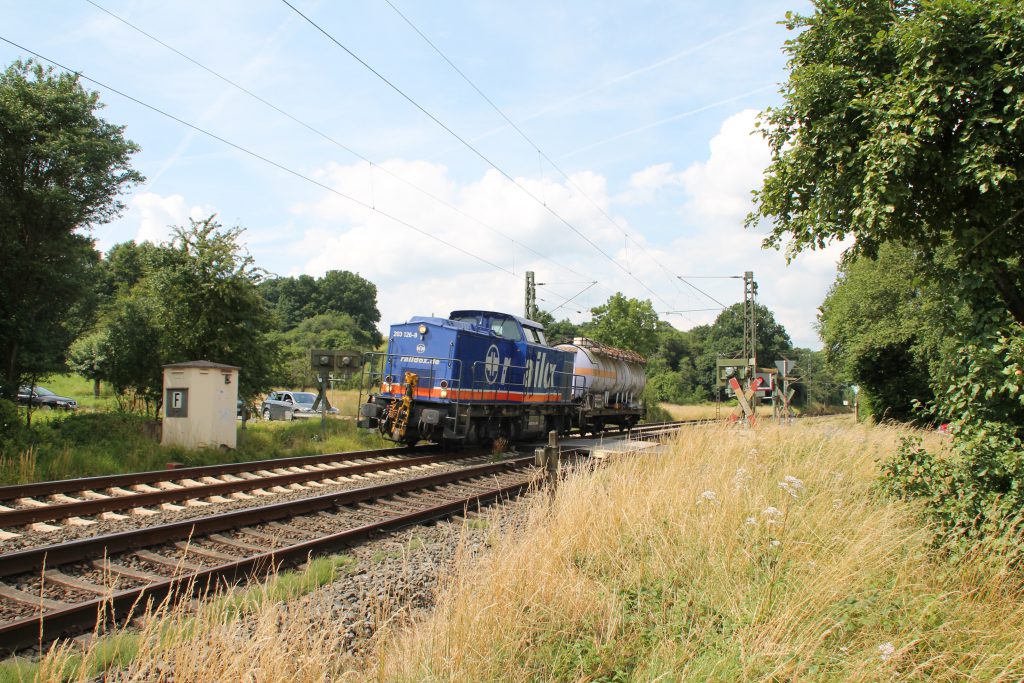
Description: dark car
17,385,78,411
260,391,337,421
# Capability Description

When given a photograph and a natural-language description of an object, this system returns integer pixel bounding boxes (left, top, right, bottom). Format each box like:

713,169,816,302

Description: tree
817,243,957,420
151,217,280,401
749,0,1024,325
272,311,376,388
68,330,110,399
695,303,793,395
586,293,659,357
748,0,1024,541
260,270,382,344
78,218,281,411
0,60,141,396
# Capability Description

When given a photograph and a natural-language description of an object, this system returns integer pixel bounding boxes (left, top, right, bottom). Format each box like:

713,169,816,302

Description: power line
544,281,598,315
0,36,551,288
281,0,677,312
380,0,711,313
84,0,594,285
677,276,732,309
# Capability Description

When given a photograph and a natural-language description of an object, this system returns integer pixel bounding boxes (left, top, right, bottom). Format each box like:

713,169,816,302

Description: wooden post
545,430,559,491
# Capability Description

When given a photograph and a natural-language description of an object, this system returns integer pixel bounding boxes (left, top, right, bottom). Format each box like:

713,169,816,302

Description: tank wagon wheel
262,408,272,421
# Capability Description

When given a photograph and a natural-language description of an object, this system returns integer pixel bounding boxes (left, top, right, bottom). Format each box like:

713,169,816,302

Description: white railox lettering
523,351,559,390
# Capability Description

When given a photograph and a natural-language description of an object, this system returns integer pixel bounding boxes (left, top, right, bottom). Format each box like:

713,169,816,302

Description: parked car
17,385,78,411
259,391,338,421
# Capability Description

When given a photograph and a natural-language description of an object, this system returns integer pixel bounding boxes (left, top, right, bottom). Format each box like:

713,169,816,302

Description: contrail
556,84,775,160
470,16,777,143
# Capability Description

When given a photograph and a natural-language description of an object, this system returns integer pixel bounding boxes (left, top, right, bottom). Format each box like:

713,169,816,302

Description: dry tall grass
369,419,1024,681
19,419,1024,681
657,402,776,420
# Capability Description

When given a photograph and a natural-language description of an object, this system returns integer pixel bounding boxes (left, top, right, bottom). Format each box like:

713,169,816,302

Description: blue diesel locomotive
357,310,645,444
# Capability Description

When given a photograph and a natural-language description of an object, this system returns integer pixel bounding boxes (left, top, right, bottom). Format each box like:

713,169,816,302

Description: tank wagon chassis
357,311,645,445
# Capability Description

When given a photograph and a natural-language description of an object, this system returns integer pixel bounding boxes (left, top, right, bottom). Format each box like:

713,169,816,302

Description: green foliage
152,217,280,399
881,328,1024,543
586,293,659,356
273,311,375,387
68,330,109,392
260,270,382,344
77,217,281,410
0,398,21,445
541,317,581,344
750,0,1024,325
692,303,793,399
749,0,1024,540
0,59,141,397
818,244,954,420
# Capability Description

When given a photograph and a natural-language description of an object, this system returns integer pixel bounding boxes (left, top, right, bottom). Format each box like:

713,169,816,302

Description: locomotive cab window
491,318,522,341
524,326,546,345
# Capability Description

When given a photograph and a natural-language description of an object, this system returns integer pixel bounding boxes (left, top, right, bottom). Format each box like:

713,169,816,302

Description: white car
260,391,337,420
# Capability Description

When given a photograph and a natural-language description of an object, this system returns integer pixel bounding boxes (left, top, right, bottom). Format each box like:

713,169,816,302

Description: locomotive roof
447,310,545,329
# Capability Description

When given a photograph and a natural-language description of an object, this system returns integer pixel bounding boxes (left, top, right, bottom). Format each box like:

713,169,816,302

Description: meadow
12,417,1023,681
1,383,383,485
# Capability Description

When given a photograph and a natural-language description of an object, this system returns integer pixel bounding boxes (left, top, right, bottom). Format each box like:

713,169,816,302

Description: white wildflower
699,490,719,504
744,516,757,526
732,467,751,491
878,642,896,662
762,506,782,520
749,447,759,457
770,539,781,547
779,475,805,498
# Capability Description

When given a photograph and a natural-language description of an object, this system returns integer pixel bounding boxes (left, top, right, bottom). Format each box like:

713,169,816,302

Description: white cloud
257,109,846,350
130,192,216,244
680,108,771,223
616,162,685,205
286,159,633,330
659,108,848,348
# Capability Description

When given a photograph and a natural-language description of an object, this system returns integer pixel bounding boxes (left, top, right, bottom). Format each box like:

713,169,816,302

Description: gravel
95,487,539,681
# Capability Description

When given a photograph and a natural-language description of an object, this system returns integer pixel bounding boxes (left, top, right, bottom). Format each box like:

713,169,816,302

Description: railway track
0,445,484,538
0,455,545,655
0,421,706,540
0,417,775,656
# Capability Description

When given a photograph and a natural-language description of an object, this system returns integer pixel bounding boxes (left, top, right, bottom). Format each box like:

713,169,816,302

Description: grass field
1,386,384,485
19,418,1024,681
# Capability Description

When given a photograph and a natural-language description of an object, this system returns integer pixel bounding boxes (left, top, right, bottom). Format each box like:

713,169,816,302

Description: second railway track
0,445,495,542
0,421,702,656
0,454,549,655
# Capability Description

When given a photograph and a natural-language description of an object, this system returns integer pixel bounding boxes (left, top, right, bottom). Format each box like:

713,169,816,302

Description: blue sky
1,0,846,349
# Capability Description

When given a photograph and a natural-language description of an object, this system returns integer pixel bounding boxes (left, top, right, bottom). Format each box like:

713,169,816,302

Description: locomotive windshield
490,318,522,341
524,326,546,345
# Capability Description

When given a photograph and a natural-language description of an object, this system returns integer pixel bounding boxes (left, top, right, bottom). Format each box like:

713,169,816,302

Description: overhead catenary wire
281,0,681,314
545,281,599,316
381,0,722,315
0,36,582,298
84,0,595,285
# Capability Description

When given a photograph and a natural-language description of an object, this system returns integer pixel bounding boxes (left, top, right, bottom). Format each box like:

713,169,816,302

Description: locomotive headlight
418,323,428,335
439,389,448,398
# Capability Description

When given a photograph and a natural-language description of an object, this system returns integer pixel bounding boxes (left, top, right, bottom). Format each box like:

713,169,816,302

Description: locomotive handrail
465,360,575,403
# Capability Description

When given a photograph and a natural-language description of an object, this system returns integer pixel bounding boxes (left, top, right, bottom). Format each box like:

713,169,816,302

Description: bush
0,398,21,444
881,330,1024,546
643,403,672,423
